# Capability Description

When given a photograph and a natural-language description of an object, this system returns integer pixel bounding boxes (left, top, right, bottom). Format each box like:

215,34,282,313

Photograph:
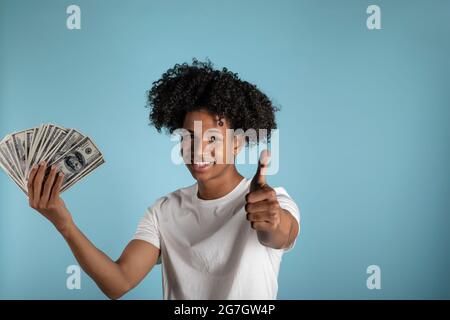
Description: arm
27,161,159,299
62,224,159,299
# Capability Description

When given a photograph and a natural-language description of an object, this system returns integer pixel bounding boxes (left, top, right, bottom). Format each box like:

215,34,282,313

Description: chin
187,162,216,181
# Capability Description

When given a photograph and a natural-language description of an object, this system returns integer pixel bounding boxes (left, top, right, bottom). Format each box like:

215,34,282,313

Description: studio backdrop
1,0,449,299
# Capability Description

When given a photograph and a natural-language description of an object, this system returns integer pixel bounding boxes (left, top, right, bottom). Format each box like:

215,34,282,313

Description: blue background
1,0,449,299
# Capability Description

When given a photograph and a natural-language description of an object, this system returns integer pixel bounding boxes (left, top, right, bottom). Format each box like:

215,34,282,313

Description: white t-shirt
133,178,300,300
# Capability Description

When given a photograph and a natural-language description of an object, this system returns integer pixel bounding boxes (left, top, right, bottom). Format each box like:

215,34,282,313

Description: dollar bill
61,156,105,193
48,136,103,189
0,138,23,185
0,124,104,196
11,130,27,179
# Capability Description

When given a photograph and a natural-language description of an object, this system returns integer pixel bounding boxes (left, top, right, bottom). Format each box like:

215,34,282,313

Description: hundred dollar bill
0,157,27,194
1,137,24,184
60,156,105,193
1,124,104,195
11,130,27,180
23,128,35,178
27,124,47,171
43,129,85,165
24,128,85,184
34,125,67,167
48,136,103,191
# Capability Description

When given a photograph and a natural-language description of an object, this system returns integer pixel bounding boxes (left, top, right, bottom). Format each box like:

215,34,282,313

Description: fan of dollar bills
0,124,105,195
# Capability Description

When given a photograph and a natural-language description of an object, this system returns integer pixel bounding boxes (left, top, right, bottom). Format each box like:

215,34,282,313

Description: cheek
180,140,191,155
213,141,233,164
222,142,234,164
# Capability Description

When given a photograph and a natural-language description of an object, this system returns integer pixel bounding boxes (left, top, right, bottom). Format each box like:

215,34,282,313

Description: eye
209,136,216,143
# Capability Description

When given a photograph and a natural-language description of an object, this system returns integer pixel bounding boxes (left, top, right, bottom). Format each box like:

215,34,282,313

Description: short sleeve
274,187,301,253
133,197,165,264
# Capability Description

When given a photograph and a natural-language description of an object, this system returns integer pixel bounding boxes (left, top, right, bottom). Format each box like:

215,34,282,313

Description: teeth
194,162,213,165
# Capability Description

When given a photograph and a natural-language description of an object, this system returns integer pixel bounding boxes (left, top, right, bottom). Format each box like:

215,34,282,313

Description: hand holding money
0,123,105,195
28,160,74,233
0,123,104,232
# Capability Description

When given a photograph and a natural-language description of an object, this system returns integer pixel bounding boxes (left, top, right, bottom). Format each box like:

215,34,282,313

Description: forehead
182,109,228,131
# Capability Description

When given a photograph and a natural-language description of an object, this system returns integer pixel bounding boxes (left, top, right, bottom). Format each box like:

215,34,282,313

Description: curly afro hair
146,59,279,145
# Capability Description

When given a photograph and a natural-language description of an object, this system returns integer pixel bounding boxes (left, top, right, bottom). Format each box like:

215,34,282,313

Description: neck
197,166,244,200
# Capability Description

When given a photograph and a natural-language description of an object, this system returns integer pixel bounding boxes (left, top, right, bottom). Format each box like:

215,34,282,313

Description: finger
50,171,64,203
246,201,278,215
251,221,272,232
246,212,274,223
250,149,270,192
33,161,47,201
41,165,57,204
246,186,276,204
27,164,38,200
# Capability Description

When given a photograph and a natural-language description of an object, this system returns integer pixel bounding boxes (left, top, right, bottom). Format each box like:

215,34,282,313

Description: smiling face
181,109,243,183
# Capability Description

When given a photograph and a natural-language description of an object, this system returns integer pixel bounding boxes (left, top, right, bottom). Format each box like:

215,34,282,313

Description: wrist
273,209,292,248
55,217,76,239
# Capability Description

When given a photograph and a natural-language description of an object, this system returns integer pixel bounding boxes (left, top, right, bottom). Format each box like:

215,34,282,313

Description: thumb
250,149,270,191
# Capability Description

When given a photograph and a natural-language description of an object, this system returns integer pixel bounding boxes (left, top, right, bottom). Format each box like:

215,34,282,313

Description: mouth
191,161,215,173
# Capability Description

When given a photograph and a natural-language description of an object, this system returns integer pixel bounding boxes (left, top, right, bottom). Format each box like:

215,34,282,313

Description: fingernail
32,164,38,169
51,165,56,170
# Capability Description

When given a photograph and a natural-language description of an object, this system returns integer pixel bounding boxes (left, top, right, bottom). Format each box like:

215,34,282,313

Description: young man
27,60,300,299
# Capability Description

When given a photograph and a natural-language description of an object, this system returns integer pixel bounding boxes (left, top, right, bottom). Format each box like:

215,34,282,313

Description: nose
192,136,216,163
192,139,203,163
180,135,208,164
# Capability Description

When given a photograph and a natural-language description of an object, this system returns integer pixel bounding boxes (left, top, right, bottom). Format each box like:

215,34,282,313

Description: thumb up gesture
245,150,282,233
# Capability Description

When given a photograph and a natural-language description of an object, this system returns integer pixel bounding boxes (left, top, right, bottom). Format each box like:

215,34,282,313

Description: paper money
0,124,105,195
